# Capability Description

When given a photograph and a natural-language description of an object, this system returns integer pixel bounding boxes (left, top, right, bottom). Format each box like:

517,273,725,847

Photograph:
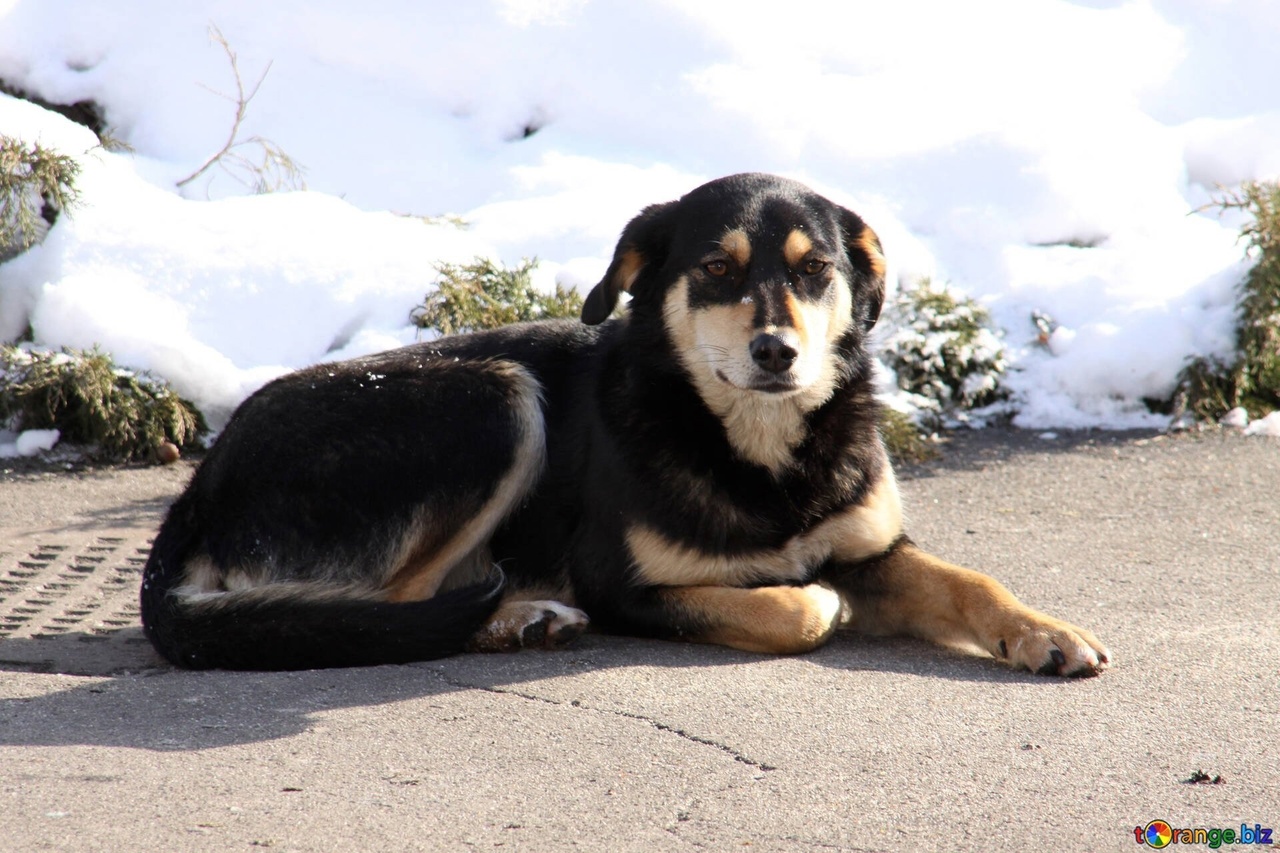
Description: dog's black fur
142,173,1110,675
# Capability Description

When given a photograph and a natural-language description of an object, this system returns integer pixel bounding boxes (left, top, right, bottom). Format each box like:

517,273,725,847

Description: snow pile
1220,406,1280,437
0,427,59,458
0,107,495,425
1,0,1278,431
1244,412,1280,438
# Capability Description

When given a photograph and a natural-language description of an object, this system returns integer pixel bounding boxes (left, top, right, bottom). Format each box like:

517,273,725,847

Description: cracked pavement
1,429,1277,851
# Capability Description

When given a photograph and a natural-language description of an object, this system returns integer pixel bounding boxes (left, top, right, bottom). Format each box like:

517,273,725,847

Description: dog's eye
802,259,828,275
704,260,729,277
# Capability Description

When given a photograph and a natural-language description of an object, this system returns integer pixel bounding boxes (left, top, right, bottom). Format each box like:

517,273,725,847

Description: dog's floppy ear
839,208,887,332
582,201,678,325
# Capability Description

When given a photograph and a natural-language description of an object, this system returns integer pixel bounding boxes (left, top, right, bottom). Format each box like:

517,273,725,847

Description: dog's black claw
1034,649,1061,676
997,639,1008,659
1035,648,1068,676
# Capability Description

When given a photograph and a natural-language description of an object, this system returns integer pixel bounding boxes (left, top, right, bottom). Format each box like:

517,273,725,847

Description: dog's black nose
749,332,799,374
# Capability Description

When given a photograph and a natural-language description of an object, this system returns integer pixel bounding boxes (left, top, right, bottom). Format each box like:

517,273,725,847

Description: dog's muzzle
748,331,799,375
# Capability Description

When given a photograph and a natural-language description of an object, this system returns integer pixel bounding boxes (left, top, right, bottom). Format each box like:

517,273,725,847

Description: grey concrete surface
0,429,1277,852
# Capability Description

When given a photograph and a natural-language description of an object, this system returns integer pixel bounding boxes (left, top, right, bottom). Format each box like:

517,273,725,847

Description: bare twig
176,25,304,193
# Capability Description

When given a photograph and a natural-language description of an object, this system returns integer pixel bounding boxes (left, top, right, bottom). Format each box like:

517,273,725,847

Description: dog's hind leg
467,589,589,652
382,362,547,603
142,358,548,670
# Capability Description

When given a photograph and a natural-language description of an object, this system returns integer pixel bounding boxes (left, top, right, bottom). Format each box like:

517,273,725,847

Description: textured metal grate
0,533,161,674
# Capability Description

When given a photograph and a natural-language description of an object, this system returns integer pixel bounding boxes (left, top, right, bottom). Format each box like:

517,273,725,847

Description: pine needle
0,138,80,255
411,257,583,335
1179,180,1280,420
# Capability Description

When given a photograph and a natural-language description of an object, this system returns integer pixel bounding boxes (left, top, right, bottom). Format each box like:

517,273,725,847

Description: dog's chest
623,470,901,588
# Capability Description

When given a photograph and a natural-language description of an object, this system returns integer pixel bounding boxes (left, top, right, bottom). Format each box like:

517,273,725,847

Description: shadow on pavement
0,626,1084,753
1,427,1160,754
895,426,1163,480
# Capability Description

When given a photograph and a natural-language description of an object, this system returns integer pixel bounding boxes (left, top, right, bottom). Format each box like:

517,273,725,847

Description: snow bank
0,428,60,458
1,0,1278,430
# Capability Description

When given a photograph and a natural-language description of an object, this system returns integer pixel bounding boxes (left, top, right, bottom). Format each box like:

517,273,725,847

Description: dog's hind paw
468,600,589,653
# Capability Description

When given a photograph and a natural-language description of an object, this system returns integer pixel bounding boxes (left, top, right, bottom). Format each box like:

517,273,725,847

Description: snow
1220,407,1251,429
0,428,59,458
1244,412,1280,438
1,0,1278,432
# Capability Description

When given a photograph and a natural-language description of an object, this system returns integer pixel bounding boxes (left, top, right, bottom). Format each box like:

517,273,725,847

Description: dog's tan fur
661,253,855,474
839,542,1109,673
662,582,844,654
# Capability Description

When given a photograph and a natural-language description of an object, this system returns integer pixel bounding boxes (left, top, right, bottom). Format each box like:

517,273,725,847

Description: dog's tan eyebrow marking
719,229,752,267
783,228,814,268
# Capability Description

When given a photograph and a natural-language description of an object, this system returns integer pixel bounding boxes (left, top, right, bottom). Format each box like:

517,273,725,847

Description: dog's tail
140,499,504,671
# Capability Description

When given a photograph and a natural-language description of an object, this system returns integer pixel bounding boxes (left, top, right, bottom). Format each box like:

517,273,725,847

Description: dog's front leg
614,583,845,655
826,538,1110,677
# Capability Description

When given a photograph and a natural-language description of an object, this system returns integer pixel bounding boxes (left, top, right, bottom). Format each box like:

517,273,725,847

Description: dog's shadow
0,626,1073,752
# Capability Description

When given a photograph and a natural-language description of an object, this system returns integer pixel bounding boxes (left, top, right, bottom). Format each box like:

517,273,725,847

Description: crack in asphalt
605,706,777,771
431,673,777,772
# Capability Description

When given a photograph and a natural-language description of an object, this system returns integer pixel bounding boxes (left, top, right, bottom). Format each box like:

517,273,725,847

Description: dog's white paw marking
469,600,589,653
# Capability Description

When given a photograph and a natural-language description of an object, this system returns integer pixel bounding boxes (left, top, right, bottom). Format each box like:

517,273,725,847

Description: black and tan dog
141,173,1110,676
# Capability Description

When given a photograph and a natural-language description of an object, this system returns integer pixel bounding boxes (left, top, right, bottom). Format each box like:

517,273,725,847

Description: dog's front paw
468,600,589,653
993,614,1111,678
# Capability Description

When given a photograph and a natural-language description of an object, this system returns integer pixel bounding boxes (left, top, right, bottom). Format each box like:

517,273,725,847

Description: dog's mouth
715,370,800,394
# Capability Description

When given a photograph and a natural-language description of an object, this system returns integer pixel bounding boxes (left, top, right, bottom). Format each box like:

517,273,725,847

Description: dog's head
583,173,885,409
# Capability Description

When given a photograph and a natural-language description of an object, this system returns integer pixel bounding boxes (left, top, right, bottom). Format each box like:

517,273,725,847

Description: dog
141,173,1110,676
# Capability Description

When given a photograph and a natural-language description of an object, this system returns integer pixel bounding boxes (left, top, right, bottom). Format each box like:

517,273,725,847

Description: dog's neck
713,389,814,474
686,360,842,476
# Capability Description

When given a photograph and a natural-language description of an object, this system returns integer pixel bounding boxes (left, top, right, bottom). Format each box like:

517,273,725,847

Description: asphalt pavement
0,428,1277,852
